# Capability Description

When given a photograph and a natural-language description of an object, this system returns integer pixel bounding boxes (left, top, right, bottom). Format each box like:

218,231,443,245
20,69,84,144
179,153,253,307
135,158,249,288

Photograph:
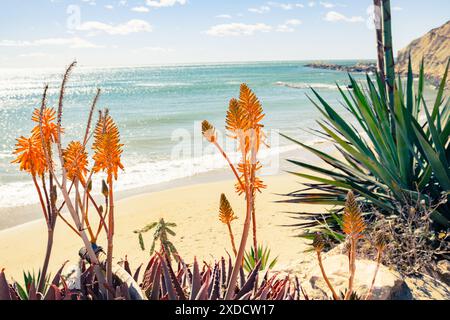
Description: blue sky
0,0,448,67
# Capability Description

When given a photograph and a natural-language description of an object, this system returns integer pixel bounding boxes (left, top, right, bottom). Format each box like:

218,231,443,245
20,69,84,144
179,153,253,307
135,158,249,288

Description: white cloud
392,6,403,11
81,0,96,5
76,19,152,35
206,23,272,37
133,46,175,54
267,2,304,10
308,1,316,7
19,52,54,58
324,11,364,23
320,2,335,8
216,14,232,19
277,19,302,32
104,5,114,10
248,6,270,14
145,0,186,8
131,6,150,12
0,37,101,49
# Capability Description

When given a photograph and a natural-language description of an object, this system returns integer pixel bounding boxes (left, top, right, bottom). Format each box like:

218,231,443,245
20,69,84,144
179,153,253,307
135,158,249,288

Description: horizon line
0,58,377,71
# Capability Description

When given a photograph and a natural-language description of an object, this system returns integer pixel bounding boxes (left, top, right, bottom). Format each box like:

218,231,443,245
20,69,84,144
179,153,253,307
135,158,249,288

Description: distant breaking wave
275,81,338,90
0,144,301,208
135,82,193,88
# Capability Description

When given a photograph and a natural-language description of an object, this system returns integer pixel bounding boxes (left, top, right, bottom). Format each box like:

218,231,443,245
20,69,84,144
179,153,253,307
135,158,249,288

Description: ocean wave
275,81,338,90
135,82,193,88
0,144,299,209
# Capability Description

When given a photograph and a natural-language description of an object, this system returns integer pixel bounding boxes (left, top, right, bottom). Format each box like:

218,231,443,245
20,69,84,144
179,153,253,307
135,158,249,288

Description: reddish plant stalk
316,251,339,300
106,178,115,298
226,222,238,257
225,146,252,299
345,239,357,300
365,248,383,300
32,174,54,294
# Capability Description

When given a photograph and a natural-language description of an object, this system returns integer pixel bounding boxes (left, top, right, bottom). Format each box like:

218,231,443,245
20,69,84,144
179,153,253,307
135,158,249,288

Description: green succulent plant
243,244,278,273
134,218,180,263
282,57,450,239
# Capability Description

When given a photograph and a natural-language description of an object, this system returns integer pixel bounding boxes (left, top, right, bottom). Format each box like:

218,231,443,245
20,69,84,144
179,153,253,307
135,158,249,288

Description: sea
0,60,373,209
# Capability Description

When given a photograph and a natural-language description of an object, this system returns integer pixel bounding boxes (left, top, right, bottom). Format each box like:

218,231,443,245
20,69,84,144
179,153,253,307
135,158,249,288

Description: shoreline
0,141,331,231
0,172,319,281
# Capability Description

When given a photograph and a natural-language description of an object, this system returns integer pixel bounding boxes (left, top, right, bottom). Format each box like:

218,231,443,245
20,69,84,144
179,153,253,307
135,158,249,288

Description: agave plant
134,218,180,264
282,58,450,238
243,245,278,273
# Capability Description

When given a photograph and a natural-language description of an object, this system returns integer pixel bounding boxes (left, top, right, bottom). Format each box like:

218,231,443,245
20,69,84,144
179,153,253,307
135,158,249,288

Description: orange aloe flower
31,107,59,143
92,113,124,182
63,141,89,184
235,162,266,195
12,135,47,176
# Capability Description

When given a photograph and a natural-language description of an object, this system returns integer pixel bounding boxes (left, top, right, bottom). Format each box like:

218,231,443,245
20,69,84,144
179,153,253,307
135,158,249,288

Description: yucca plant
243,244,278,273
134,218,180,264
282,58,450,238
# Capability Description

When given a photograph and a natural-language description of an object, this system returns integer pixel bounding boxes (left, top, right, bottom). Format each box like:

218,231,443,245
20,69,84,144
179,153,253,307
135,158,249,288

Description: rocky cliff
396,20,450,87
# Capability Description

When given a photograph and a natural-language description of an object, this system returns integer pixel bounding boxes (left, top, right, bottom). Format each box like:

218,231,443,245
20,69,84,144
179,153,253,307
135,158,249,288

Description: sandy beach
0,172,320,281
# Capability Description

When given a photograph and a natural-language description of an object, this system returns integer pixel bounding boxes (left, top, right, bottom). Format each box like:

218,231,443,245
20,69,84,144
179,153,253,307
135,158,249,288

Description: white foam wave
135,82,192,88
275,81,337,90
0,143,299,209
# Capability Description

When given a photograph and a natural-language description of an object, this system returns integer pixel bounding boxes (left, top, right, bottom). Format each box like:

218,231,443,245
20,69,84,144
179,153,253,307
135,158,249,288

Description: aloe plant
0,252,306,300
282,58,450,237
243,245,278,273
134,218,180,263
140,253,303,300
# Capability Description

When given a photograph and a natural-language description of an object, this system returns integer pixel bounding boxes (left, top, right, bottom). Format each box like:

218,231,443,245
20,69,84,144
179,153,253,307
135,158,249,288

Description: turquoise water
0,60,368,208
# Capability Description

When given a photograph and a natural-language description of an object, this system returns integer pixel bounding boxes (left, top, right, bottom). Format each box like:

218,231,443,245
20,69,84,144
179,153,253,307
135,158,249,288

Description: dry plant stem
36,86,56,293
345,239,357,300
365,249,383,300
373,0,386,88
51,61,107,293
316,251,339,300
226,223,238,257
83,88,100,146
57,180,107,291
